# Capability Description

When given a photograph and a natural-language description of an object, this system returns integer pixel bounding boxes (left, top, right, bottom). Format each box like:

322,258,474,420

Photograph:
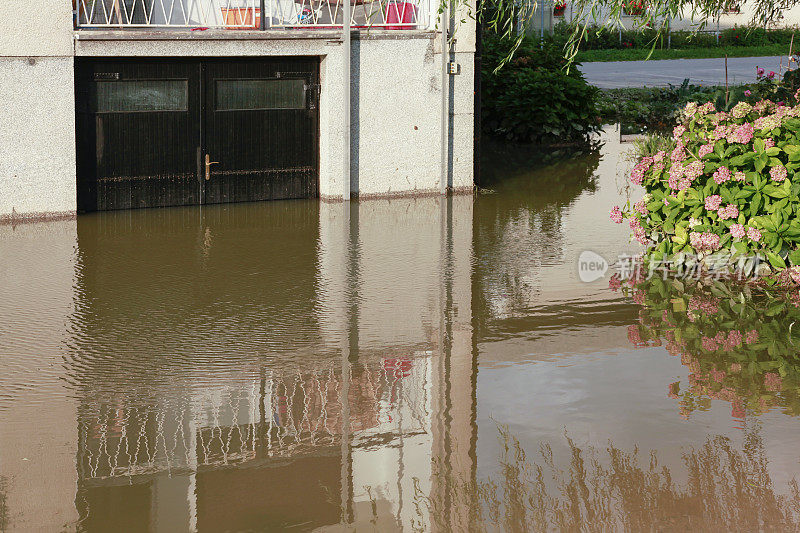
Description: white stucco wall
0,0,77,221
0,0,74,57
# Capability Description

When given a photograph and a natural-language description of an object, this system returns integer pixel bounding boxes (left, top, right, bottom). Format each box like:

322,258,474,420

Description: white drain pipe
440,0,449,195
343,0,352,201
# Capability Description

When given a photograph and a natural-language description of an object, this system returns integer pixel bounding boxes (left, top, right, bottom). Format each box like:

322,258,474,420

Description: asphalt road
579,55,790,88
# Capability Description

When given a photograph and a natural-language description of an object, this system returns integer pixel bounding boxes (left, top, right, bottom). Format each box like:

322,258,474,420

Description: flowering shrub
616,275,800,418
612,91,800,276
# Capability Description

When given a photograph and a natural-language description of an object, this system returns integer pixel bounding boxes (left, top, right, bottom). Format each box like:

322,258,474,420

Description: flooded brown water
3,127,800,531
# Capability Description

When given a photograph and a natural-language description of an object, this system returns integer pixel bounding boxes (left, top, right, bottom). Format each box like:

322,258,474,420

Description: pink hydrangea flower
705,195,722,211
731,102,752,118
673,125,687,139
634,199,648,216
770,165,787,181
764,138,775,149
634,230,647,245
630,165,646,185
745,329,759,343
747,227,762,242
711,124,730,141
610,205,623,224
671,146,687,162
728,123,754,144
699,143,715,157
730,224,746,239
689,231,722,252
684,160,704,181
713,166,732,184
718,204,739,220
755,99,773,113
734,171,746,182
755,114,781,130
699,102,716,115
653,150,665,163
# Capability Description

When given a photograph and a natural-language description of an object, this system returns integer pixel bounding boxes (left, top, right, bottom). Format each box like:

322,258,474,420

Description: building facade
0,0,475,220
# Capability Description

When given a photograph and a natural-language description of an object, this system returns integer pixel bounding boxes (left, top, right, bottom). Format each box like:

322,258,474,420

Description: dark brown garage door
75,57,319,212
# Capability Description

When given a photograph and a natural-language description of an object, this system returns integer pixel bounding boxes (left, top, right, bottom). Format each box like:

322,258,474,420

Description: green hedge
549,21,799,51
481,35,600,143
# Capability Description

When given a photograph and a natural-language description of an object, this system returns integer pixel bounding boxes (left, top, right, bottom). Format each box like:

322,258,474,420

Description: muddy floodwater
4,128,800,531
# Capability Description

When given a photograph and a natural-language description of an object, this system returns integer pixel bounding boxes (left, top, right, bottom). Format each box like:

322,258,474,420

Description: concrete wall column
0,1,77,221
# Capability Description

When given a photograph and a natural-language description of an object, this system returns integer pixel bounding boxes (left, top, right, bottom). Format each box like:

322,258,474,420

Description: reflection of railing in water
75,0,427,28
78,357,431,481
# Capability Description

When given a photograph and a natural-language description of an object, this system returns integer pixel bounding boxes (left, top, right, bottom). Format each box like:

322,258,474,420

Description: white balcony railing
76,0,428,29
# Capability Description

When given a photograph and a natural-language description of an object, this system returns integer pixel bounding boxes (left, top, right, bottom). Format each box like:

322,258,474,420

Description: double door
76,57,319,212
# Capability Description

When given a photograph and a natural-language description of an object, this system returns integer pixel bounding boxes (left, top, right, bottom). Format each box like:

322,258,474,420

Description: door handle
205,154,219,181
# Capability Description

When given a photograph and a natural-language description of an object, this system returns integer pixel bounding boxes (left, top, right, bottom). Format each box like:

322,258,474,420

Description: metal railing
76,0,428,29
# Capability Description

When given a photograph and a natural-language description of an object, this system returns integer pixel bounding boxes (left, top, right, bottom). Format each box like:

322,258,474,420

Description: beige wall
0,0,76,221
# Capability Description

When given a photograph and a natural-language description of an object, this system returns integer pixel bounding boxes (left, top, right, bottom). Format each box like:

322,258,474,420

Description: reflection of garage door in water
75,58,319,212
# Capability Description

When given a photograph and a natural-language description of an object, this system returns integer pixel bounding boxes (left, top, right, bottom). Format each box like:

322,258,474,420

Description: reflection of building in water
77,358,434,530
69,196,476,531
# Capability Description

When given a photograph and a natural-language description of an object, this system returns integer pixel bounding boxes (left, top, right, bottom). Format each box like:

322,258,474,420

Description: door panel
75,59,201,212
202,58,319,204
75,57,319,212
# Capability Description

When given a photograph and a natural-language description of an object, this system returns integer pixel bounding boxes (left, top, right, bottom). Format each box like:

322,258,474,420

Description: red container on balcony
384,1,417,29
221,7,261,29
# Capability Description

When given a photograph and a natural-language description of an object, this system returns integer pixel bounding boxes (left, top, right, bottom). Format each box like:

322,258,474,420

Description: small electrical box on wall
448,61,460,75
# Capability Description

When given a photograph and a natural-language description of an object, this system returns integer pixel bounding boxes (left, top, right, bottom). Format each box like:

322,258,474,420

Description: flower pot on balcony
383,0,417,29
221,7,261,29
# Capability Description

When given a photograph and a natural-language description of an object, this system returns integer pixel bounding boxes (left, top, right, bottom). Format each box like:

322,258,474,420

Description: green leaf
755,154,768,173
767,251,787,269
789,249,800,266
763,184,789,198
750,193,762,215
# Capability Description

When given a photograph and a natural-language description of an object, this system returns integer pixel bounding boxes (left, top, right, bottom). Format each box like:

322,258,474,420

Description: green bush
550,21,797,51
612,85,800,277
481,35,600,143
599,69,800,129
597,81,718,128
